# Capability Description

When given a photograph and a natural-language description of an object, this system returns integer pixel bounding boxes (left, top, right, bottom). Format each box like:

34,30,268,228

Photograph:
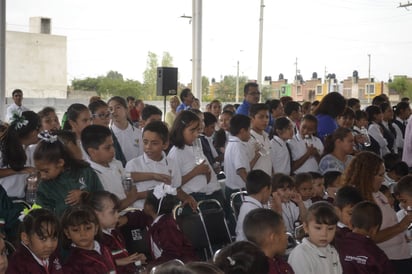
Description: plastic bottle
134,260,147,274
360,127,371,147
122,172,133,192
25,173,38,204
304,134,312,146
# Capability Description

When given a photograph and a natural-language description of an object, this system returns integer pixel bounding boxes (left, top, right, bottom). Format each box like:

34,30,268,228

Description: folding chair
284,232,299,258
229,191,247,222
4,239,16,258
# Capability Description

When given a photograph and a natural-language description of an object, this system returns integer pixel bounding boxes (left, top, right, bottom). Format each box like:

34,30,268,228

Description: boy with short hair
244,208,295,274
284,101,302,135
336,201,395,274
125,121,195,209
287,114,323,174
140,105,163,128
294,173,313,208
323,171,341,201
235,170,272,241
200,112,220,169
248,103,272,176
395,175,412,255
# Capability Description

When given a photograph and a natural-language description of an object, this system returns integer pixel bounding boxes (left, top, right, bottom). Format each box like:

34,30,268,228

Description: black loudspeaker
157,67,178,96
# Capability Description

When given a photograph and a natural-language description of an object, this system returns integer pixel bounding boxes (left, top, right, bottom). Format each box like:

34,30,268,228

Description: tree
142,52,159,100
212,75,248,102
106,70,124,81
161,52,173,67
201,76,210,101
388,76,412,99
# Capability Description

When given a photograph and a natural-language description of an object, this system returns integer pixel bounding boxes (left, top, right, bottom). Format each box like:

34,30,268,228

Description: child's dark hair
108,96,128,109
20,208,59,240
170,111,200,149
248,103,269,117
305,201,339,225
220,110,235,118
294,172,313,188
273,117,291,135
334,186,363,209
63,103,89,130
324,171,342,189
214,241,269,274
88,99,108,114
143,120,169,144
37,107,57,121
301,114,318,125
81,190,121,212
338,107,355,119
61,205,100,248
355,110,368,121
351,201,382,231
145,190,178,215
246,170,271,195
186,262,223,274
379,184,390,195
365,105,381,123
347,98,360,109
309,172,323,180
229,114,250,136
81,125,112,154
323,127,352,155
243,208,283,247
271,173,294,191
284,101,301,116
394,101,410,117
141,105,162,121
34,131,89,170
266,99,281,112
395,175,412,196
203,112,217,127
1,111,40,170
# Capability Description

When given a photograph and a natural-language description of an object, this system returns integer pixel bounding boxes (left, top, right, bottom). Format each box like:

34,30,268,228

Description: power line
399,1,412,9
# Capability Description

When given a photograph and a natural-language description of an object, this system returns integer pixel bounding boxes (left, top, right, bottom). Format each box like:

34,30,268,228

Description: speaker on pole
157,67,178,96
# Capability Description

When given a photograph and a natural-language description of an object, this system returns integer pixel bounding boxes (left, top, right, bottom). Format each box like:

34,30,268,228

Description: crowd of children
1,89,412,273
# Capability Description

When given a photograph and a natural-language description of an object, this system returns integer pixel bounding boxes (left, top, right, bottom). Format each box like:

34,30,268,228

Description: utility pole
294,57,298,84
257,0,264,87
192,0,202,103
0,0,5,121
368,54,371,104
236,60,240,103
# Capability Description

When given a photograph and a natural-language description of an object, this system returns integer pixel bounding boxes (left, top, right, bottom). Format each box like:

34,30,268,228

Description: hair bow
38,130,58,143
10,112,28,130
153,183,177,199
18,203,42,222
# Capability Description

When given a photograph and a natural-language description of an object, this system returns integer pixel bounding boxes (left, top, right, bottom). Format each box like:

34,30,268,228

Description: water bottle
134,260,147,274
26,173,38,204
193,138,205,165
360,127,371,147
122,172,133,192
304,134,313,146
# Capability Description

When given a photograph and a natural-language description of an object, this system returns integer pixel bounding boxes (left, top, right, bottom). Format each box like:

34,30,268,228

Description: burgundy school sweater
268,256,295,274
6,246,63,274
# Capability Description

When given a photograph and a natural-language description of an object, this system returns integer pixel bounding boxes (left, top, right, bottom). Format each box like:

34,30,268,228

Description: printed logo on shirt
344,255,368,265
79,177,86,190
53,258,62,270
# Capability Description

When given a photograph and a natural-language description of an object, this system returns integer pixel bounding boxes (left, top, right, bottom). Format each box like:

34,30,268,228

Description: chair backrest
174,204,213,260
198,199,232,249
230,191,247,221
285,232,299,258
4,239,16,258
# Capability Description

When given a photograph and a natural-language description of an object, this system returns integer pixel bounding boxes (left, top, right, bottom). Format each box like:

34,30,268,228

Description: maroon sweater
268,256,295,274
147,214,198,269
63,244,116,274
101,229,135,274
335,231,395,274
6,245,63,274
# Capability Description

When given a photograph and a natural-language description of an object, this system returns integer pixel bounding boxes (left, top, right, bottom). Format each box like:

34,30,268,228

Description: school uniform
282,201,300,233
368,122,391,157
89,159,126,200
0,185,22,241
111,123,143,162
319,154,353,175
236,196,264,241
249,129,272,176
336,231,395,274
101,229,136,274
288,238,342,274
396,208,412,256
64,241,116,274
270,136,291,175
199,134,219,168
36,167,104,215
224,135,252,191
268,256,295,274
125,152,181,208
6,244,63,274
402,115,412,167
288,134,324,174
333,223,351,249
147,214,197,268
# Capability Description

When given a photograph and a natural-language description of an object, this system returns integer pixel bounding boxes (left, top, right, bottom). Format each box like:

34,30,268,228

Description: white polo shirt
168,145,208,194
235,196,263,241
125,152,181,208
270,136,291,175
111,123,143,162
224,135,252,190
288,134,324,173
282,201,301,233
249,129,272,176
89,159,126,200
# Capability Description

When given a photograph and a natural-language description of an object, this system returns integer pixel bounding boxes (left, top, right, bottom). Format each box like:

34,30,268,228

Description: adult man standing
176,88,194,113
236,82,260,116
5,89,29,122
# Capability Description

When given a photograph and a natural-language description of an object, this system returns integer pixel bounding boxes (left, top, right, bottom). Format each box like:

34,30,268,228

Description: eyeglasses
92,112,111,119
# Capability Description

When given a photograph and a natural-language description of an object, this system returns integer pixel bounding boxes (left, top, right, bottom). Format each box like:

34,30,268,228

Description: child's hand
290,191,303,204
20,167,37,174
117,215,128,227
327,187,338,199
182,195,198,212
115,253,147,266
195,161,210,176
400,212,412,230
65,189,83,205
305,144,319,157
153,173,172,184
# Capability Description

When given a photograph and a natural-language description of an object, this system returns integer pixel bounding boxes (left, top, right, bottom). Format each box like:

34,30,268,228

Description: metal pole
368,54,371,104
0,0,6,121
192,0,202,103
257,0,264,86
236,60,239,103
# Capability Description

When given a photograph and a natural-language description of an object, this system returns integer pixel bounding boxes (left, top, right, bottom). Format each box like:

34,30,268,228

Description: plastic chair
229,191,247,222
4,239,16,258
285,232,299,258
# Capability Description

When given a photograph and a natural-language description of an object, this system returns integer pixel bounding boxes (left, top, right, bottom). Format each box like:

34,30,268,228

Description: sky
6,0,412,86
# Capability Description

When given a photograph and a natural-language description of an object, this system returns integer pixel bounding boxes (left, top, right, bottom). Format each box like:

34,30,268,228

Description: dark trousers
391,258,412,274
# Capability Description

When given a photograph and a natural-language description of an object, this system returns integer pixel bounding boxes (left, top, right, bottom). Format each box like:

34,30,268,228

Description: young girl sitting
144,183,197,269
83,191,147,274
288,201,342,274
7,208,63,273
61,205,116,273
34,131,103,215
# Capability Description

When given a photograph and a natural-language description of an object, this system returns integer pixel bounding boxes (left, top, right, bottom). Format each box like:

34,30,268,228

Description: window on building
365,84,375,95
296,85,302,96
316,85,322,95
